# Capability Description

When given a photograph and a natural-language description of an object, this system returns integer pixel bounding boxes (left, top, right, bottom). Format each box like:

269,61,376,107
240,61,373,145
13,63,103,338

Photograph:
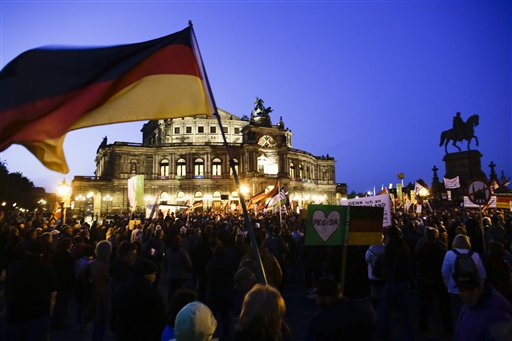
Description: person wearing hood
454,271,512,340
112,259,167,341
172,301,218,341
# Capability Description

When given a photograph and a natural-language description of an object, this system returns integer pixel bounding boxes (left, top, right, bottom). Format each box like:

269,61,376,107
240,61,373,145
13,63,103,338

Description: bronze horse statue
439,114,479,154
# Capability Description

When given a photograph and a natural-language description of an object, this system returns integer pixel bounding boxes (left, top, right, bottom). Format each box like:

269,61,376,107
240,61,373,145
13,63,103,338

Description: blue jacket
455,286,512,341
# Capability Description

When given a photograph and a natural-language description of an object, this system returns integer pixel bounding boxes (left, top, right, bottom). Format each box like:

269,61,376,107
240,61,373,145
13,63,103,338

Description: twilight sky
0,1,510,194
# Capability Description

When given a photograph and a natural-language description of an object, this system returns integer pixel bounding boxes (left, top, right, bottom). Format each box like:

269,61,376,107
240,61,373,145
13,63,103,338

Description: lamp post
57,179,72,225
103,195,113,216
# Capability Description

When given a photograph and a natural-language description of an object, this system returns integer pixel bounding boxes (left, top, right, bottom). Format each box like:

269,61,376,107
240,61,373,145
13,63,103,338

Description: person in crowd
415,227,453,334
365,234,386,309
171,301,218,341
454,271,512,340
161,288,198,341
377,225,414,341
306,277,375,340
50,237,75,330
89,240,112,341
239,231,283,291
484,241,512,302
441,234,487,323
142,228,166,289
231,283,291,341
164,235,193,308
206,243,235,338
112,259,167,341
109,240,137,298
5,239,58,341
74,243,95,331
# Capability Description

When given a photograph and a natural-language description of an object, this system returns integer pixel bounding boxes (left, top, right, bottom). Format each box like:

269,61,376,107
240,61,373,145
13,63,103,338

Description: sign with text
464,196,496,208
305,205,349,246
340,194,391,227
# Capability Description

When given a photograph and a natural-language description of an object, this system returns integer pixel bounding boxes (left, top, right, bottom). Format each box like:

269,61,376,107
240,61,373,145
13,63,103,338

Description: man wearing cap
454,272,512,341
111,259,167,341
5,239,58,340
306,277,375,340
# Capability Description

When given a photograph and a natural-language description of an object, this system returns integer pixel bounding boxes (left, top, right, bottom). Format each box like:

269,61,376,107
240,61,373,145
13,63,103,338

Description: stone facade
72,107,337,216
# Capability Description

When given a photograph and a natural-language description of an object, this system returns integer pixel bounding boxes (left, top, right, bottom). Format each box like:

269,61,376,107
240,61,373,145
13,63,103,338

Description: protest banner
340,194,391,227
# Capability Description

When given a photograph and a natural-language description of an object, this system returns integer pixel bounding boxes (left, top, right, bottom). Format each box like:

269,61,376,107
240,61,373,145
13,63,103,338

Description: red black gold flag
0,26,214,173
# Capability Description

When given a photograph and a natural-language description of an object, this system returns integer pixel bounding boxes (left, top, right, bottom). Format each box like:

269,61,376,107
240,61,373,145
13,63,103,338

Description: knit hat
174,301,217,341
134,259,157,276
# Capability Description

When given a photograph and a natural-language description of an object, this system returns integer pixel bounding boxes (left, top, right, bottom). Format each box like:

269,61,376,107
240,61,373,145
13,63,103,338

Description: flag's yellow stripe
70,74,213,130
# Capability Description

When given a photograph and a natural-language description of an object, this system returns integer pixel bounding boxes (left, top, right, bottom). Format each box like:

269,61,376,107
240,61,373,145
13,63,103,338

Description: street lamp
57,179,72,225
103,195,113,215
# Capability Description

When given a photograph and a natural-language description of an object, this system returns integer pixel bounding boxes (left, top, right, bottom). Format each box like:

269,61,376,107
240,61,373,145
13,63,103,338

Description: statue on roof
97,136,107,153
250,97,273,127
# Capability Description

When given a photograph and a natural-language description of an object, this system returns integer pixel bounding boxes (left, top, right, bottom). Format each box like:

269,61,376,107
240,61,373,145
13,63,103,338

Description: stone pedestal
443,150,488,189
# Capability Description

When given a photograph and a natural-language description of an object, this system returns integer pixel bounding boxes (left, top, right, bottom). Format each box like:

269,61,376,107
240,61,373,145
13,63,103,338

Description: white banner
443,176,460,189
339,194,391,227
463,196,496,208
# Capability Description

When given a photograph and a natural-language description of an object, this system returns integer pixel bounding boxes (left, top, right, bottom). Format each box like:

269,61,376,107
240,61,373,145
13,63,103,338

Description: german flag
192,201,203,210
0,25,214,173
347,206,384,245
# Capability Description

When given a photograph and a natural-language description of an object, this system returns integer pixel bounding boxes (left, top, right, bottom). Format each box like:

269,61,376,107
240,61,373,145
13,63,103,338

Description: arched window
176,158,186,177
323,169,327,181
195,191,203,198
160,159,169,177
299,164,303,179
194,158,204,178
290,162,296,178
230,158,239,177
212,158,222,178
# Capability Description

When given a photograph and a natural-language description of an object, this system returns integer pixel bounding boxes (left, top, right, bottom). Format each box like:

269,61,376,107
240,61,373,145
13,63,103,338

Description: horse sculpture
439,114,479,154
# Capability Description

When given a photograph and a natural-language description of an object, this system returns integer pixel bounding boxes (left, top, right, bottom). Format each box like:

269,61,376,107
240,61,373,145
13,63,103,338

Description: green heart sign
305,205,349,245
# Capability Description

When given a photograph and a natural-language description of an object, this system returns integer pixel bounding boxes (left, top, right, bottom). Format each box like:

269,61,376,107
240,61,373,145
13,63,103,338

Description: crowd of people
0,204,511,340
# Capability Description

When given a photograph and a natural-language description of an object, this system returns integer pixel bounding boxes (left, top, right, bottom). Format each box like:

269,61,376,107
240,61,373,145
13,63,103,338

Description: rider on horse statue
453,112,464,140
440,112,479,154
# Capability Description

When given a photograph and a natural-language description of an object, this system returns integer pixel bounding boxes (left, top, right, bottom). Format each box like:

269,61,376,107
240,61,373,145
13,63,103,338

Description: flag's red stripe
349,219,384,232
0,45,200,150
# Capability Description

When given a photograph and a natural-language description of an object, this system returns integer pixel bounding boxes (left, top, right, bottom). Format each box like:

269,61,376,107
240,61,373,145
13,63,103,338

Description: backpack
369,248,384,279
452,249,478,280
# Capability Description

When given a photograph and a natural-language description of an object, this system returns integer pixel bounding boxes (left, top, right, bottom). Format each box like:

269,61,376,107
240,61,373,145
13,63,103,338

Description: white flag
414,181,428,195
443,176,460,189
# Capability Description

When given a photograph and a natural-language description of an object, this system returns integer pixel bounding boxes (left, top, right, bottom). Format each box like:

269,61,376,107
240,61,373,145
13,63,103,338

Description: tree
0,160,38,209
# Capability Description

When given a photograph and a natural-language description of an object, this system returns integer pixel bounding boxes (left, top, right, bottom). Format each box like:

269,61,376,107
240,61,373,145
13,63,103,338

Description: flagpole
189,21,267,285
278,181,283,227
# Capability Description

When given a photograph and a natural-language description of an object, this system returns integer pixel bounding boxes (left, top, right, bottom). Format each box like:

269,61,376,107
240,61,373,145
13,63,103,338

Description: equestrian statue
439,112,479,154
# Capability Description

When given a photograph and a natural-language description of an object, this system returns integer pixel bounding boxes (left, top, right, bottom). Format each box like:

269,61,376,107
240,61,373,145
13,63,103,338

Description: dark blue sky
1,1,510,193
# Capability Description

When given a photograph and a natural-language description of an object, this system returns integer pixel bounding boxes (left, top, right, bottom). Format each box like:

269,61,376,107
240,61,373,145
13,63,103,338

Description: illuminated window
194,158,204,178
230,158,239,176
176,158,186,177
290,162,296,178
160,159,169,176
212,158,222,177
